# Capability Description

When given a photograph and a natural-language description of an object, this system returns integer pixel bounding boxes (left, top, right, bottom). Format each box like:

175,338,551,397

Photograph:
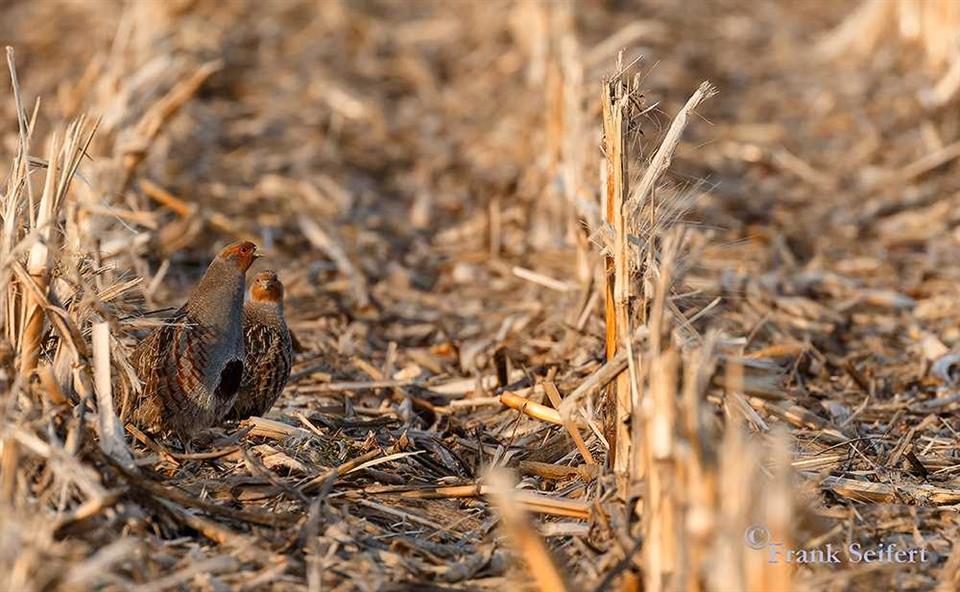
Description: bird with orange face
130,241,258,442
227,270,293,420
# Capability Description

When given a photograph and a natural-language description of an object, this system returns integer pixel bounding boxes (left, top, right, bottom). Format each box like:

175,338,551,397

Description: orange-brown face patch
250,271,283,303
219,241,259,272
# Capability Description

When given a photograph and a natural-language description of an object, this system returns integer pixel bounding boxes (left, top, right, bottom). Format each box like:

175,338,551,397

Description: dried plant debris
2,1,960,590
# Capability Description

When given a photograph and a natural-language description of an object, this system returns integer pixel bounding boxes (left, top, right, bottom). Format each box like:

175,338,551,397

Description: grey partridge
130,241,258,441
227,270,293,420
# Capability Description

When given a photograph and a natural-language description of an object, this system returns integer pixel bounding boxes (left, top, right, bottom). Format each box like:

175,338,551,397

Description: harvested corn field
3,0,960,590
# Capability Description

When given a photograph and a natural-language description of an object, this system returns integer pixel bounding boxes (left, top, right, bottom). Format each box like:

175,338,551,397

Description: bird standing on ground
130,241,258,442
227,270,293,420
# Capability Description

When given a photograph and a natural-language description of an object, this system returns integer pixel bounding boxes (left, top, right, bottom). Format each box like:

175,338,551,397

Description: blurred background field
4,0,960,590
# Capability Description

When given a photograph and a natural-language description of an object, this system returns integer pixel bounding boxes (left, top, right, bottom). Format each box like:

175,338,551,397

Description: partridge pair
130,242,293,442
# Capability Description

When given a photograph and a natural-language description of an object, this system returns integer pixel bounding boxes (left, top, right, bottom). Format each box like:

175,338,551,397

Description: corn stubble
2,1,957,591
0,5,797,591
